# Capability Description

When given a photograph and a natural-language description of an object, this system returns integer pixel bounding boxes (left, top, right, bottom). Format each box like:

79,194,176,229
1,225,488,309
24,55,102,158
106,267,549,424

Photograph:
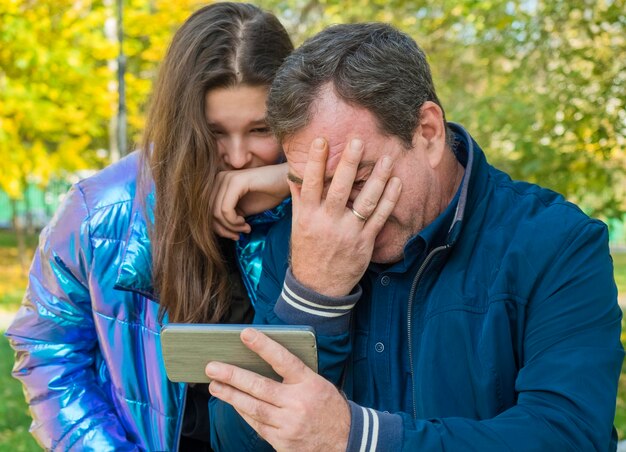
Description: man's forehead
281,87,389,178
284,89,380,148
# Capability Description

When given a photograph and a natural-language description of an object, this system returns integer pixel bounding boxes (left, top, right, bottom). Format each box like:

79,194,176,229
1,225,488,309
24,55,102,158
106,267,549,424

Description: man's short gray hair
267,22,449,148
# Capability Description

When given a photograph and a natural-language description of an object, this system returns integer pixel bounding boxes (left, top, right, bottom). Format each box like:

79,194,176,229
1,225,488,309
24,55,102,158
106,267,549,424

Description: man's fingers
206,361,283,406
363,176,402,237
350,155,394,221
237,410,281,443
287,179,301,218
240,328,312,383
324,139,363,214
209,380,282,428
300,138,328,204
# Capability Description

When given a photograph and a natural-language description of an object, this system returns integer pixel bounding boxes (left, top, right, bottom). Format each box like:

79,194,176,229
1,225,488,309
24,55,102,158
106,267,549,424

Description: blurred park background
0,0,624,449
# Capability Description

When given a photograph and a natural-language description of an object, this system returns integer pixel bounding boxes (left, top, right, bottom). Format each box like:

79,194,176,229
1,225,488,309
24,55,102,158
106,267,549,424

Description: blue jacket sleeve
5,185,138,451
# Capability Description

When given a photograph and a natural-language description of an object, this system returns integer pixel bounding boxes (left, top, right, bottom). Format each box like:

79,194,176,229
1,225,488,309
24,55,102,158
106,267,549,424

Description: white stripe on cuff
281,289,348,318
283,282,357,311
367,408,379,452
359,407,370,452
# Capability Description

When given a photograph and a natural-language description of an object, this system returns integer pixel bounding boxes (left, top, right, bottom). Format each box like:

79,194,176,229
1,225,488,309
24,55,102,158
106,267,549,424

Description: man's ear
413,101,446,169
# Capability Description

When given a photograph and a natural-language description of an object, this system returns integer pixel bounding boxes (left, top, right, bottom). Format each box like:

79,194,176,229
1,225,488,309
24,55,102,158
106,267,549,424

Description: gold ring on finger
351,208,368,221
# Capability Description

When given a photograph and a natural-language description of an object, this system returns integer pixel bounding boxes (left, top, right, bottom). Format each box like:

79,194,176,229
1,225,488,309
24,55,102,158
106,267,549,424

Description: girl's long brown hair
140,3,293,324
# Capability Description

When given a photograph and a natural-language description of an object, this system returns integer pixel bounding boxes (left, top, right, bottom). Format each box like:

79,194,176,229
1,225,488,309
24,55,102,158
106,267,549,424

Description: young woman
6,3,292,450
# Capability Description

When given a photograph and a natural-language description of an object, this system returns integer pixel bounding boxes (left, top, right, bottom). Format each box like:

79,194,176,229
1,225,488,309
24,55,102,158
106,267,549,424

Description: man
207,23,623,451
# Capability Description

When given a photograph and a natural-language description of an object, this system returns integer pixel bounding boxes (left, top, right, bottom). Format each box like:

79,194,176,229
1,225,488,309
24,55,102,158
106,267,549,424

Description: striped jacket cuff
274,268,361,335
346,402,403,452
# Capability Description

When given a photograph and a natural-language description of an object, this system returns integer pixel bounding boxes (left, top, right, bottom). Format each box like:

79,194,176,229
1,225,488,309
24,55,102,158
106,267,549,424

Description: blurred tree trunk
24,185,34,235
10,199,28,274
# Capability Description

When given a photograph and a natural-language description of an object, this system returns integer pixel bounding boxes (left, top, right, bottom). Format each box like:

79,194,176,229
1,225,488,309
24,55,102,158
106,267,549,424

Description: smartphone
160,324,317,383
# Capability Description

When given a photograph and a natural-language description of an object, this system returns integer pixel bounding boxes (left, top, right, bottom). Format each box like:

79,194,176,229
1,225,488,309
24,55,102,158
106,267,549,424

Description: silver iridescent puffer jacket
6,152,287,451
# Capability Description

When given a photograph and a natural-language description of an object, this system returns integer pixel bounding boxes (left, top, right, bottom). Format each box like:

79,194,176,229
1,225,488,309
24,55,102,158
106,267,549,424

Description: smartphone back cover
161,324,318,383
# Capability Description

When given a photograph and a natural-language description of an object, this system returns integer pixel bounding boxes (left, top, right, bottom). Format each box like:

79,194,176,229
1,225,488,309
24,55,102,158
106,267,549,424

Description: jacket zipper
407,244,450,419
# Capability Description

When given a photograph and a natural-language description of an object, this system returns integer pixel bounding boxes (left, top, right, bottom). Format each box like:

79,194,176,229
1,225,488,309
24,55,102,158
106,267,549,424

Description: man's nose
223,138,251,169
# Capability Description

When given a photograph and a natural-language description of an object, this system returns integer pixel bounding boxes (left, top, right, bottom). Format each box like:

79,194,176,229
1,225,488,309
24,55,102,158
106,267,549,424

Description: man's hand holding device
206,328,351,452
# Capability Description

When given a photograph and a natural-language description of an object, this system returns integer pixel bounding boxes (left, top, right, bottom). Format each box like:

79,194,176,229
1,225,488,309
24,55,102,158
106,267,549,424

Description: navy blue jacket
210,124,623,451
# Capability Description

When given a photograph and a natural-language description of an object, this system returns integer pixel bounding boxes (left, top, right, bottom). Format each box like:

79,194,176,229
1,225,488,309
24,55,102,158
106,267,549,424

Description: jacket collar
445,122,474,246
445,122,491,247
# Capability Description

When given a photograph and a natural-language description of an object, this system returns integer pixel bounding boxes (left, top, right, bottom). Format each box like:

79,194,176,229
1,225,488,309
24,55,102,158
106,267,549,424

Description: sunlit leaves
0,0,623,217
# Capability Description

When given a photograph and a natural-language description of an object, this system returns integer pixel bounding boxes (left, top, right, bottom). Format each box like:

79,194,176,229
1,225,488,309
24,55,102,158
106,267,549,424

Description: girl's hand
212,163,289,240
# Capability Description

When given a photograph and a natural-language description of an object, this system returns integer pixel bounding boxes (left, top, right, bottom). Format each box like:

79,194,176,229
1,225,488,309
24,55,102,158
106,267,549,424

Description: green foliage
469,0,626,218
0,231,38,451
0,230,37,312
1,0,624,216
0,0,114,198
0,0,207,200
0,335,39,451
259,0,626,218
615,252,626,298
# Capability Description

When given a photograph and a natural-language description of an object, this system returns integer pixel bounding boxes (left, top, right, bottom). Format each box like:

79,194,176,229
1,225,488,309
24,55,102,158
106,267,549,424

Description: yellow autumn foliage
0,0,624,217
